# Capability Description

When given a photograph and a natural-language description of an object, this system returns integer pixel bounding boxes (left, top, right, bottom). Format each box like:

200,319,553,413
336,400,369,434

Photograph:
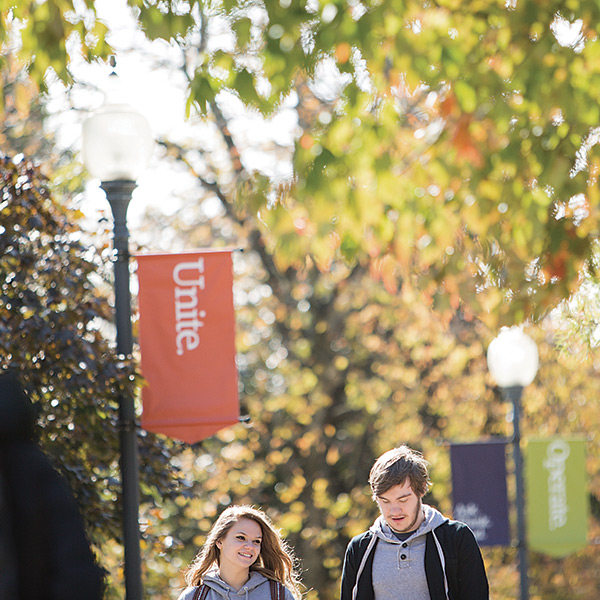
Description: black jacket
341,521,489,600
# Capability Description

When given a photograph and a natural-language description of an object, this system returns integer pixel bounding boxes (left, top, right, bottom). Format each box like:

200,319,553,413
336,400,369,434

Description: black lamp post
487,327,539,600
82,99,153,600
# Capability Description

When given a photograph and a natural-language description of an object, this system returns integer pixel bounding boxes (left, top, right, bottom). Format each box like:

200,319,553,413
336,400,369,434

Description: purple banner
450,441,510,546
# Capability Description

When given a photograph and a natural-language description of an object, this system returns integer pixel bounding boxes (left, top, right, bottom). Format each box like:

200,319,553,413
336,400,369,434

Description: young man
341,446,489,600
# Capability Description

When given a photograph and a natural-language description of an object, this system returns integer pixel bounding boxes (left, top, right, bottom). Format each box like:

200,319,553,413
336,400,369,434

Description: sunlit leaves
1,0,112,96
232,67,266,110
232,16,252,47
453,80,477,113
136,4,195,40
171,0,600,325
6,0,600,325
187,70,217,116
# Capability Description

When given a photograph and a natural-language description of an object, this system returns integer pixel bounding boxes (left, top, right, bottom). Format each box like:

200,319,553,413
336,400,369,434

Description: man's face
375,479,425,534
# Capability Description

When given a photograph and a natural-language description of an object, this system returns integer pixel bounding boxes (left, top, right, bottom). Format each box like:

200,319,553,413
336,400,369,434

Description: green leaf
233,17,252,48
189,71,218,115
454,79,477,113
232,68,261,108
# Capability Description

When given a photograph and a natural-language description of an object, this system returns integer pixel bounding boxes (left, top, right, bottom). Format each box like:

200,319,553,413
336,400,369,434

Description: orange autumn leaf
300,133,314,149
335,42,352,64
452,115,483,167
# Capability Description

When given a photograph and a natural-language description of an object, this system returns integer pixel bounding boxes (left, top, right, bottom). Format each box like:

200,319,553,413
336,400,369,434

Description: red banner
136,250,239,443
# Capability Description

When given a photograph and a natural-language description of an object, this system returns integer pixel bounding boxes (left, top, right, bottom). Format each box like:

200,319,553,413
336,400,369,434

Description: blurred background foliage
134,126,600,600
1,0,600,599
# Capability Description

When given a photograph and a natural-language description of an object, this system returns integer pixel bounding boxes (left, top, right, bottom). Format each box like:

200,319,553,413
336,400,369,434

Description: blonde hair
184,505,302,599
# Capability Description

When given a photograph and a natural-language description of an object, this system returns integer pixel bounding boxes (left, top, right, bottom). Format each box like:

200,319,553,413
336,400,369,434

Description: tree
0,0,111,97
127,0,600,326
0,153,187,596
5,1,600,324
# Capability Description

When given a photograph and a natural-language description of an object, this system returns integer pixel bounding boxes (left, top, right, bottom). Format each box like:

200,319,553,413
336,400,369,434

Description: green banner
526,438,588,557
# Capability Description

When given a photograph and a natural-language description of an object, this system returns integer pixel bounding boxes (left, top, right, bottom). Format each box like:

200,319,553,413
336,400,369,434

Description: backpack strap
269,580,285,600
192,584,210,600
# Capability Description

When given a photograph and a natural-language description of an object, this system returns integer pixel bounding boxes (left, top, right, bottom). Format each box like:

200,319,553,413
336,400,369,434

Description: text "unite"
173,257,206,356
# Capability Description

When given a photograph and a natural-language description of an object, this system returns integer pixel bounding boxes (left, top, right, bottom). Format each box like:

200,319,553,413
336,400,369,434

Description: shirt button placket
398,543,410,568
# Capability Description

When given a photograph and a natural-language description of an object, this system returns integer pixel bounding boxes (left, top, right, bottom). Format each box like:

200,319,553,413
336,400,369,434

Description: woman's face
217,518,263,572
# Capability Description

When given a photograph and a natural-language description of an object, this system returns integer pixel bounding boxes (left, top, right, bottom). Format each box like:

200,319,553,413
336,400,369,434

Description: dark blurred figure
0,372,105,600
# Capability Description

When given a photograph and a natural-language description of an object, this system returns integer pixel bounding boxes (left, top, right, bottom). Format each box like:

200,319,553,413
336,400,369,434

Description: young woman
177,505,302,600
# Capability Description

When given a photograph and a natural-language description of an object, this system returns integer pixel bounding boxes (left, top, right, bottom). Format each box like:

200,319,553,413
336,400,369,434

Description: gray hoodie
177,570,295,600
367,505,449,600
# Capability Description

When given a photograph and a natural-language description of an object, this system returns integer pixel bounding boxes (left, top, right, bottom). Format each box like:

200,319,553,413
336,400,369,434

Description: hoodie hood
202,569,271,598
0,372,36,443
370,504,448,543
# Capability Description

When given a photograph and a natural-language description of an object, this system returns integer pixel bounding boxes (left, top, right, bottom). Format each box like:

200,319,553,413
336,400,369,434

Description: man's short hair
369,445,431,498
